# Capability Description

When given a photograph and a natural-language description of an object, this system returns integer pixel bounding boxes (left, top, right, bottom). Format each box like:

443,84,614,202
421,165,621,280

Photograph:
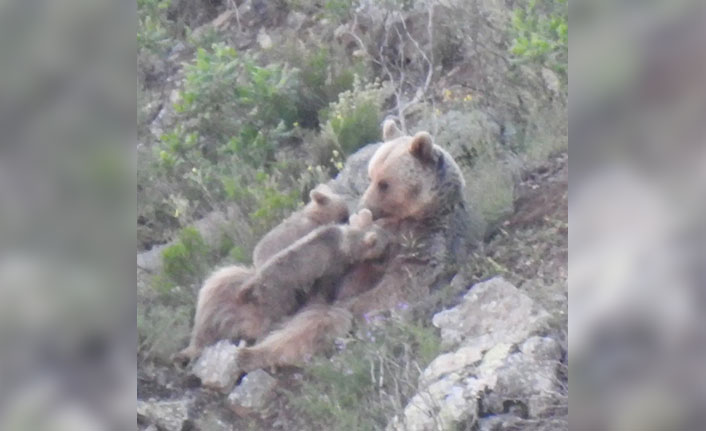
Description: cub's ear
310,187,330,205
382,119,402,141
409,131,434,163
363,231,378,248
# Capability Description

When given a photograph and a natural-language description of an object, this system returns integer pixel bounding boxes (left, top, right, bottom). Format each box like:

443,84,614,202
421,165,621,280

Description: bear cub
237,208,389,325
253,183,349,267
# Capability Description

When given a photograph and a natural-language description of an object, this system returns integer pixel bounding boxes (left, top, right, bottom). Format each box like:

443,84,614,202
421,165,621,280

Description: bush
138,303,192,363
320,77,390,155
160,227,210,289
509,0,568,78
290,314,441,430
175,43,300,160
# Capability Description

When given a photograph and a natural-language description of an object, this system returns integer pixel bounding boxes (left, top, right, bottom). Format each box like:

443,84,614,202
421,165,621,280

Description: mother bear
180,120,471,372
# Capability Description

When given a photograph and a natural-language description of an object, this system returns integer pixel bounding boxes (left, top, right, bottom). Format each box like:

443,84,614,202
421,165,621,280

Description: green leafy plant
137,0,172,53
290,315,441,430
160,226,210,289
321,77,389,155
510,0,568,78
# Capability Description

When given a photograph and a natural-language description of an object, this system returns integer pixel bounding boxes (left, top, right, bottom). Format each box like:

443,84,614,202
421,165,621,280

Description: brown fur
335,260,387,300
238,210,389,320
176,265,262,362
253,183,349,268
362,130,465,221
179,122,467,370
237,305,352,372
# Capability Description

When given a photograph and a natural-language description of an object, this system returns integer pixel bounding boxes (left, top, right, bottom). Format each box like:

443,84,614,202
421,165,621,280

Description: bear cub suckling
252,183,349,268
237,208,389,324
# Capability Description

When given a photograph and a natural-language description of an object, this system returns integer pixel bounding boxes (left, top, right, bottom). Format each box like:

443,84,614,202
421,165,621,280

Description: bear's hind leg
237,305,352,372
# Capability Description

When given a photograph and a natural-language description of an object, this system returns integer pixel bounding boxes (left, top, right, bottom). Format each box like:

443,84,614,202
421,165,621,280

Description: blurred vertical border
0,0,136,430
571,0,706,429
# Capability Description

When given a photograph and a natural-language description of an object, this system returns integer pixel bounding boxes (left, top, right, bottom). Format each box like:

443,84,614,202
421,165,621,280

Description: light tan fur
253,183,349,268
176,265,262,362
362,128,465,221
237,305,352,372
238,209,389,320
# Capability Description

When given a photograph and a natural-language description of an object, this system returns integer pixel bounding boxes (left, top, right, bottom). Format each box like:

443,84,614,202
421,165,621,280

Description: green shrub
137,0,172,54
321,77,390,155
175,43,300,157
290,315,441,430
160,227,210,289
138,303,192,363
291,47,357,129
509,0,568,78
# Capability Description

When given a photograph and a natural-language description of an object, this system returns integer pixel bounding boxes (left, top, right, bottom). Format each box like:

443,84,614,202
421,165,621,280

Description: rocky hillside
137,0,567,429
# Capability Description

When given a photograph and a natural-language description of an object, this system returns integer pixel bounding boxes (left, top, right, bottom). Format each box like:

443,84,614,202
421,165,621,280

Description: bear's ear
363,231,378,248
310,187,330,205
382,119,402,141
409,131,434,163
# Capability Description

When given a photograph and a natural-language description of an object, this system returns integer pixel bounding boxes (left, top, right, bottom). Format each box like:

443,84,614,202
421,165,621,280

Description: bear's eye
378,180,389,192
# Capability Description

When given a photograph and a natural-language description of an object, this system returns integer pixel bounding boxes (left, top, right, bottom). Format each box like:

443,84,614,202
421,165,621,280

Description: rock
257,30,273,50
432,277,551,350
542,67,562,96
227,369,278,416
388,277,564,431
192,340,241,392
192,408,234,431
137,399,189,431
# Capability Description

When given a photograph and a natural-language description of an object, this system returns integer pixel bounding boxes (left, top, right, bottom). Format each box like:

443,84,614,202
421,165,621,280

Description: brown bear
178,122,466,371
344,127,466,316
237,304,352,372
230,124,467,372
361,129,465,222
237,208,389,323
176,209,388,363
252,183,349,268
176,265,259,362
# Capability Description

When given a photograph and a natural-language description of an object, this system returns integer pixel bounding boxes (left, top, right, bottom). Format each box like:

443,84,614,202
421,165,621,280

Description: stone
192,340,241,392
432,277,551,350
227,369,278,416
388,277,563,431
257,30,273,50
137,399,189,431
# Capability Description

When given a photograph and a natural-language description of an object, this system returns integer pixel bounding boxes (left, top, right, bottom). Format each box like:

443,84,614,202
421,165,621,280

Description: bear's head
306,183,350,224
361,129,464,221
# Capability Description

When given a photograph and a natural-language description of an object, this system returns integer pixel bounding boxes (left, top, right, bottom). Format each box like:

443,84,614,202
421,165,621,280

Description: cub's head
362,130,444,221
348,209,389,261
306,184,350,224
358,228,389,261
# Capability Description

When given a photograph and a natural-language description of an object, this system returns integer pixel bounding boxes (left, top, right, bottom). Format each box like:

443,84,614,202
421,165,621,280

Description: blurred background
0,0,702,429
571,1,706,430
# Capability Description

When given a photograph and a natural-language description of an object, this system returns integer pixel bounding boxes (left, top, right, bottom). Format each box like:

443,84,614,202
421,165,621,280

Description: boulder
388,277,564,430
227,369,278,416
137,399,189,431
192,341,241,393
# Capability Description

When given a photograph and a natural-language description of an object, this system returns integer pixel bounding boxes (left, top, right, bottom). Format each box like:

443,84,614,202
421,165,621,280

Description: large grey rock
227,369,278,416
192,340,241,393
432,277,551,350
388,277,563,431
137,399,189,431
